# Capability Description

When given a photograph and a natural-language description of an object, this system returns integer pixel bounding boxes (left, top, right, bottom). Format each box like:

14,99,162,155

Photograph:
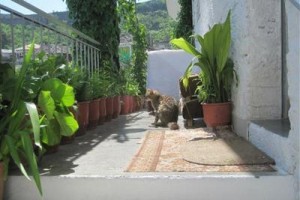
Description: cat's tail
168,122,179,130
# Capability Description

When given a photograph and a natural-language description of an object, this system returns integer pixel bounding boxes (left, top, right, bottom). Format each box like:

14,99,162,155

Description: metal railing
0,0,101,76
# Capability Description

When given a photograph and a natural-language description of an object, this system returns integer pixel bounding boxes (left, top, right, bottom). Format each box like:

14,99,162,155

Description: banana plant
171,10,237,103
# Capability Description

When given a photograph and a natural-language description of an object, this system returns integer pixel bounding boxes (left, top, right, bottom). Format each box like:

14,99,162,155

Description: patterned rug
125,128,275,172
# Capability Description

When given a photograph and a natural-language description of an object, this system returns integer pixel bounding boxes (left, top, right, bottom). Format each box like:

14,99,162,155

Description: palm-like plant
171,11,236,103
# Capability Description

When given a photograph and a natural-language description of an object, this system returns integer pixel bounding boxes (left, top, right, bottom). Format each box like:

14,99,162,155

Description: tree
118,0,148,94
65,0,120,69
173,0,193,43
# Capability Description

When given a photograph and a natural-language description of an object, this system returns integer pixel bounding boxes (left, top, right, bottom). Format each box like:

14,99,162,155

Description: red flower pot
88,99,100,129
202,102,232,127
106,97,114,121
112,96,121,119
98,97,106,125
121,95,131,115
77,101,90,136
129,96,134,113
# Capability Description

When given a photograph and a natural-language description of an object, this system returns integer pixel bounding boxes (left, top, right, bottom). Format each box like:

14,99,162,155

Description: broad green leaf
171,38,200,56
25,102,42,149
42,78,64,101
20,131,43,195
59,84,75,107
216,11,231,73
41,119,61,146
54,111,79,137
42,78,75,106
38,91,55,119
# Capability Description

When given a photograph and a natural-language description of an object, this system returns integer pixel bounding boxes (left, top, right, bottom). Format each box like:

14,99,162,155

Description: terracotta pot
60,135,75,145
129,96,134,113
136,96,143,111
202,102,232,127
121,95,131,115
0,162,4,200
77,101,90,136
44,144,59,154
105,97,114,121
98,97,106,125
88,99,100,129
112,96,121,119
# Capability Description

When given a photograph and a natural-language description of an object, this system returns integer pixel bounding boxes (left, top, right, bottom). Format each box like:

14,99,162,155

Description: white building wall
146,50,196,99
192,0,282,138
192,0,299,198
284,1,300,199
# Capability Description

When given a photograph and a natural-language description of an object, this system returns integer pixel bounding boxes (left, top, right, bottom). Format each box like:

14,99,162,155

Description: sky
1,0,68,14
1,0,152,15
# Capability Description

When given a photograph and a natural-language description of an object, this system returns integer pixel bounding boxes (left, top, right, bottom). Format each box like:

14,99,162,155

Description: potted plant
97,68,110,125
171,11,237,127
27,53,79,147
101,62,115,122
0,45,76,197
88,72,101,129
120,63,140,114
111,68,123,119
72,69,92,136
0,55,43,197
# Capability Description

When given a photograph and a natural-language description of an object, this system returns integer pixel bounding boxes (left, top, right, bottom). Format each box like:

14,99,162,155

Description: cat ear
149,89,153,95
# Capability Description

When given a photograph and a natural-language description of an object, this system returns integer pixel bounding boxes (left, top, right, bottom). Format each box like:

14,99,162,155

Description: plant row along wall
65,0,148,95
118,0,148,95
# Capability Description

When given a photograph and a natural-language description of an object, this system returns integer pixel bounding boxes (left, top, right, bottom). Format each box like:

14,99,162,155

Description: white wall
147,50,196,99
192,0,299,198
284,0,300,199
192,0,282,138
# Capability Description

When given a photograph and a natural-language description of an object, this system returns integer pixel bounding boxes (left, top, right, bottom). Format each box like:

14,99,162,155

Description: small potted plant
171,11,237,127
88,72,101,129
72,69,92,136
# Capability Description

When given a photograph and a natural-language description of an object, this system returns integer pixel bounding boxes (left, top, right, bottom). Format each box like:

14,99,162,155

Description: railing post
40,25,43,52
22,24,25,61
10,13,15,68
31,27,35,58
0,9,2,62
0,3,101,75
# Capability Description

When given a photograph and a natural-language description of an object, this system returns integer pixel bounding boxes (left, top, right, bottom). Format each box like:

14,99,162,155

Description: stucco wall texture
193,0,282,137
192,0,299,199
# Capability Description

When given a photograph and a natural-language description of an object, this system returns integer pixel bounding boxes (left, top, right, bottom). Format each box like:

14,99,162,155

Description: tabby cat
145,89,179,130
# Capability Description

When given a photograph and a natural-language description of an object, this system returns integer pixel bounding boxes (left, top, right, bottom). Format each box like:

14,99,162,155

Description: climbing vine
65,0,120,69
173,0,193,43
118,0,148,95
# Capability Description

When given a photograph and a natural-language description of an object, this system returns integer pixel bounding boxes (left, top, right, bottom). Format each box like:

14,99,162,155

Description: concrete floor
39,110,190,176
6,111,295,200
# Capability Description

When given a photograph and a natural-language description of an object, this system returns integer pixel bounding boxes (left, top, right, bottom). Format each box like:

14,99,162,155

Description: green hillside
136,0,176,49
